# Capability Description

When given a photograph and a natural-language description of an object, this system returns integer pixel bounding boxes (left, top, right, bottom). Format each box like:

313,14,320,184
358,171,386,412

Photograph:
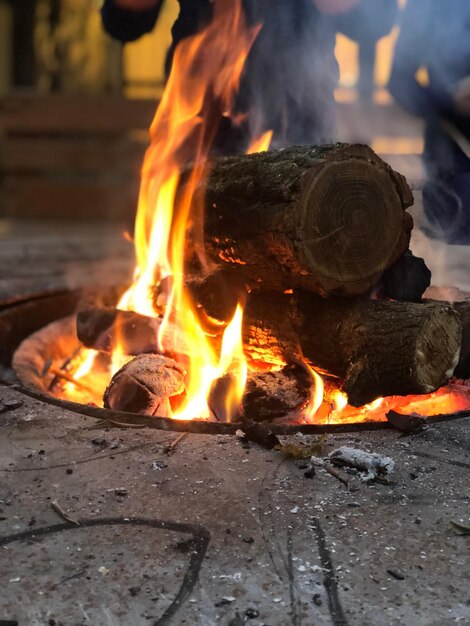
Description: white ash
328,446,395,481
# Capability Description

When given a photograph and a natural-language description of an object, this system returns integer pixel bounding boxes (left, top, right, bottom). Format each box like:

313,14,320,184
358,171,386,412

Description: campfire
11,0,470,430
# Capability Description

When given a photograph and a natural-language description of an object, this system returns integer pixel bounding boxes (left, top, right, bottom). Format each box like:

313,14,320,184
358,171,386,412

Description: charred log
377,250,431,302
77,307,187,357
185,269,248,322
187,143,413,296
103,354,186,417
242,365,312,421
77,308,160,354
243,291,462,406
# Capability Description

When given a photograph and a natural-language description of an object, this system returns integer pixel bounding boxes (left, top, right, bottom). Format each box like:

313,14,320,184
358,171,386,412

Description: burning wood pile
12,0,470,427
69,142,470,425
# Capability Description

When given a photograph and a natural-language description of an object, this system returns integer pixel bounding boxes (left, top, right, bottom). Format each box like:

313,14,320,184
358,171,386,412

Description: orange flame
247,130,273,154
303,363,325,423
115,0,264,420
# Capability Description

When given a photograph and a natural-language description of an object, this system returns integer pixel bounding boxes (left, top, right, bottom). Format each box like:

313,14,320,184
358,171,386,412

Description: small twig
51,567,88,590
47,346,82,392
51,499,80,526
164,432,189,454
48,367,95,395
324,463,350,488
86,419,149,430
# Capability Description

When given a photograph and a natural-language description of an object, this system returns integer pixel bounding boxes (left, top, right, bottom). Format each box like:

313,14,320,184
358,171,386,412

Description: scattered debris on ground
328,446,395,482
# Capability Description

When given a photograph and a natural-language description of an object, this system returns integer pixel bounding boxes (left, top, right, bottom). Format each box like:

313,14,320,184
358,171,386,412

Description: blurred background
0,0,467,292
0,0,423,221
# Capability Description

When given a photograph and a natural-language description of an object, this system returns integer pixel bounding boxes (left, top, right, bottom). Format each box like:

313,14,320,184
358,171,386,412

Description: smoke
387,0,470,285
239,0,469,290
239,0,338,148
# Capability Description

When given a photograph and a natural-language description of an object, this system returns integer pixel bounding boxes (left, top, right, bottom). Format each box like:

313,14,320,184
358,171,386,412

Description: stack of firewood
77,143,469,419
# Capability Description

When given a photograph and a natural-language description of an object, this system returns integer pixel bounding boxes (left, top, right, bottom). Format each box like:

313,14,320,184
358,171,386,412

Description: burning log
77,308,159,354
207,365,312,422
78,292,462,408
77,307,187,357
377,250,431,302
188,143,413,296
243,291,462,406
185,269,248,322
103,354,186,417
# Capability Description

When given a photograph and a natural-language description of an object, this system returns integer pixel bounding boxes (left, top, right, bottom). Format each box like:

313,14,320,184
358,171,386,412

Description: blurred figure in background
389,0,470,244
101,0,361,151
332,0,399,100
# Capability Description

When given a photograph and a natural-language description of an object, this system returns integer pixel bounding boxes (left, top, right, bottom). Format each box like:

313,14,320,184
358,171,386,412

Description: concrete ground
0,217,469,626
0,385,469,626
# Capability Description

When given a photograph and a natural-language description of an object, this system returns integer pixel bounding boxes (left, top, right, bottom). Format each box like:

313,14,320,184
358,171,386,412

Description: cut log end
415,307,462,390
298,154,412,296
342,303,462,406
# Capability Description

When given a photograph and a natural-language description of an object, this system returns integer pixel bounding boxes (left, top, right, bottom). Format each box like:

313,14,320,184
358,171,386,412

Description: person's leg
357,37,376,100
422,125,470,244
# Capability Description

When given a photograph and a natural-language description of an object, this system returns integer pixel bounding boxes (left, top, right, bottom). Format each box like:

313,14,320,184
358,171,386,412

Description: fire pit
1,283,468,437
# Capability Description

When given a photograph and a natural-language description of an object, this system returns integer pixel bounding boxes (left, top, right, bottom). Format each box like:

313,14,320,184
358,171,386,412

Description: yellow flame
115,0,261,420
73,349,98,380
364,397,384,411
303,364,325,423
247,130,273,154
218,304,248,422
332,390,348,412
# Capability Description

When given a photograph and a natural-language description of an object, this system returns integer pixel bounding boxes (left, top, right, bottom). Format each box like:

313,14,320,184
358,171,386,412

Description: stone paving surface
0,219,468,626
0,386,469,626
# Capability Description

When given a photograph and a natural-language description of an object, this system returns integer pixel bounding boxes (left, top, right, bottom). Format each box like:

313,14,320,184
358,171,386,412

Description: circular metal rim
9,382,393,435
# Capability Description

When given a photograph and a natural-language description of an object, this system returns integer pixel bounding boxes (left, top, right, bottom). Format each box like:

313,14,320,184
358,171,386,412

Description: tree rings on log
198,143,413,296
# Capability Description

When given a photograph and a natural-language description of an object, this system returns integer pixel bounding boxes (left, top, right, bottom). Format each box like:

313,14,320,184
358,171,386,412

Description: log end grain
343,302,462,406
297,145,413,296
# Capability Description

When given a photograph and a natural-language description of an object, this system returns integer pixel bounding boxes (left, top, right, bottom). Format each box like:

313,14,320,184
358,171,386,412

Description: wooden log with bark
187,143,413,296
452,301,470,379
77,292,462,408
243,291,462,406
77,307,188,357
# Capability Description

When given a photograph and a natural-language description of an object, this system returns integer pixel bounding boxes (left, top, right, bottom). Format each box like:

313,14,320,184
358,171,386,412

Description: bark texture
189,143,413,296
243,290,462,406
